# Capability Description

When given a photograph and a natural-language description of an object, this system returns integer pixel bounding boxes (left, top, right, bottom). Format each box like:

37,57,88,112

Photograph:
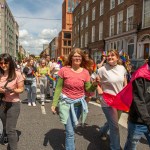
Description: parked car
130,59,145,73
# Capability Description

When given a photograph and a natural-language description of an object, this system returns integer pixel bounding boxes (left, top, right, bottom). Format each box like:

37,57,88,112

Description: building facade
49,37,58,59
57,0,80,57
72,0,150,62
0,0,18,57
15,21,19,59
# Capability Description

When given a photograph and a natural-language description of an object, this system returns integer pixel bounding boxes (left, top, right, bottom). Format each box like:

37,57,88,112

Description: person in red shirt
51,48,98,150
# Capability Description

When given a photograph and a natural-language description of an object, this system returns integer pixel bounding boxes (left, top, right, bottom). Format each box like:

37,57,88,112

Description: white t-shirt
98,63,126,95
51,62,60,75
98,63,126,107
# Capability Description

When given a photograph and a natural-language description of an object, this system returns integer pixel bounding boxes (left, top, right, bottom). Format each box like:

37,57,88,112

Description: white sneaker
28,102,31,106
41,102,45,106
32,102,36,106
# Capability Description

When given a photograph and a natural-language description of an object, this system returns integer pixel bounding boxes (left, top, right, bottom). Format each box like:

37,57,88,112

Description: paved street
0,91,149,150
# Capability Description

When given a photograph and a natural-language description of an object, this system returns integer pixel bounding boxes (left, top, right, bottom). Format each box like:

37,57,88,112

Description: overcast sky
7,0,62,55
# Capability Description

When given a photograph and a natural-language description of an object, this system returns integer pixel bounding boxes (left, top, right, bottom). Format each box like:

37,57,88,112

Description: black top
128,78,150,131
23,66,37,78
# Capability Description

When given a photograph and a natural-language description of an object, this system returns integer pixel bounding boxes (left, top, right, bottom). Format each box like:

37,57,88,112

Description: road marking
89,101,101,107
41,106,46,114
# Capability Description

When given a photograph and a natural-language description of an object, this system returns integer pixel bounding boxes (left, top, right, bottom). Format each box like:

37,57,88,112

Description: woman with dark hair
124,56,150,149
51,48,98,150
23,58,37,106
0,53,24,150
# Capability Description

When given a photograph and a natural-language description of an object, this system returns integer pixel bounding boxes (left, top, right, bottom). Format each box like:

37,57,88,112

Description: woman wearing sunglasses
0,53,24,150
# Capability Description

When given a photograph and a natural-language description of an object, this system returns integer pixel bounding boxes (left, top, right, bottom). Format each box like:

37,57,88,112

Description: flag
102,64,150,111
46,75,56,81
119,49,123,56
102,51,107,56
57,56,64,68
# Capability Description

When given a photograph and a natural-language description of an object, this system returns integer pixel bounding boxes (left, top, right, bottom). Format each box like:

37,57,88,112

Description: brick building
57,0,80,57
72,0,150,62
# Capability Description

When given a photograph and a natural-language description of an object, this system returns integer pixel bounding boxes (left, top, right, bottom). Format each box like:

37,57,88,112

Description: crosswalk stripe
41,106,46,114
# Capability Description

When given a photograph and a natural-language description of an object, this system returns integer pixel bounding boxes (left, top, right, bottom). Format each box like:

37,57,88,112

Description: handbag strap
3,79,13,89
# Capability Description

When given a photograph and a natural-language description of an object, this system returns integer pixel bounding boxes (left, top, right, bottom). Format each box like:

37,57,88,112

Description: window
127,5,134,31
80,18,84,30
117,11,123,34
74,16,76,22
99,21,103,40
100,0,104,16
68,41,71,46
64,40,67,46
86,1,89,11
110,15,115,36
81,35,83,48
118,0,124,4
81,6,84,15
74,26,76,35
92,26,95,42
110,42,114,49
110,0,115,10
128,39,134,59
64,33,71,39
85,16,88,27
77,24,79,32
85,32,88,47
143,0,150,28
92,7,96,21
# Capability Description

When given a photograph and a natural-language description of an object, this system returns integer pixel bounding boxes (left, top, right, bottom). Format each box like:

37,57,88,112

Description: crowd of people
0,48,149,150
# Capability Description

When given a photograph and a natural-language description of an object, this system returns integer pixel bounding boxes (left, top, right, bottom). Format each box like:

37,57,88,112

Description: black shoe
98,130,108,141
1,135,8,145
46,94,50,98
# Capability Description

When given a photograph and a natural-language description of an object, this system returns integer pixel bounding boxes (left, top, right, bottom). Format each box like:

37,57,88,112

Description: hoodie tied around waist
58,93,88,126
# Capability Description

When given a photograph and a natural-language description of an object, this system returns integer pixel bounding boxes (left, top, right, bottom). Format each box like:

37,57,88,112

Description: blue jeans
65,105,82,150
124,121,150,150
100,107,120,150
25,78,37,103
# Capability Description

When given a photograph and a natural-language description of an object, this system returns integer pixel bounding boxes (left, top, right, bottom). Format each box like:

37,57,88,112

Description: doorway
144,43,149,59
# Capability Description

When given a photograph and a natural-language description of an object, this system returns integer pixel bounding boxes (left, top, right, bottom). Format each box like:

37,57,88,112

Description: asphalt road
0,91,149,150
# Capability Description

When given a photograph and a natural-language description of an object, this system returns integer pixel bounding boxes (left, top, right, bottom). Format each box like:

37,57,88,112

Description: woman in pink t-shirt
0,53,24,149
51,48,98,150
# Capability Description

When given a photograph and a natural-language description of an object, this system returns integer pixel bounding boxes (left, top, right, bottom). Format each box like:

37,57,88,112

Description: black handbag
24,79,33,85
0,80,12,101
0,80,13,107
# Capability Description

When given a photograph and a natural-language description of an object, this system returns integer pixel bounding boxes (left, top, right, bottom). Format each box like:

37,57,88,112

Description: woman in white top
50,58,61,97
97,49,127,150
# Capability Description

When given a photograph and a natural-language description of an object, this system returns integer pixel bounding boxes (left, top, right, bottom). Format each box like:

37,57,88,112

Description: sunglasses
0,62,9,65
